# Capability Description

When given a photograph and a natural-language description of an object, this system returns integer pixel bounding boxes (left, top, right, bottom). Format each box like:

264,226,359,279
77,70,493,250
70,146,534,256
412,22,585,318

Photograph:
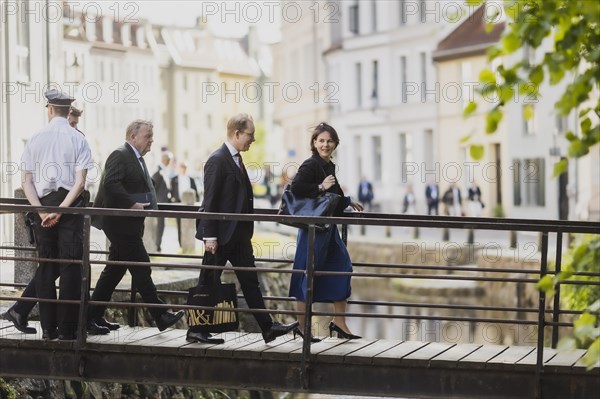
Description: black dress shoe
5,308,36,334
262,321,299,343
156,310,184,332
87,320,110,335
93,317,120,331
42,329,58,340
186,330,225,344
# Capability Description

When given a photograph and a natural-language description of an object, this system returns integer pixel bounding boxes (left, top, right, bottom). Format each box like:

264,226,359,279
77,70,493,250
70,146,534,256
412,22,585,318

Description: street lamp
67,55,82,84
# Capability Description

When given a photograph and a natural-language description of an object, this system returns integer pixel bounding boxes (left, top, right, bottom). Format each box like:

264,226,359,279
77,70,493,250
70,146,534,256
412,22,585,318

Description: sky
74,0,282,42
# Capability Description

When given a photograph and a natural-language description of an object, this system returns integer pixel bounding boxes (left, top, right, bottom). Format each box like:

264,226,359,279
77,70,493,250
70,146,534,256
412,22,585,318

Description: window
16,3,30,82
400,133,413,183
356,62,362,107
373,136,382,182
523,105,536,135
354,136,362,179
555,114,568,134
372,60,379,102
349,1,359,34
400,56,408,103
460,61,472,108
513,158,545,206
371,1,377,32
420,52,427,96
419,0,426,23
399,0,406,25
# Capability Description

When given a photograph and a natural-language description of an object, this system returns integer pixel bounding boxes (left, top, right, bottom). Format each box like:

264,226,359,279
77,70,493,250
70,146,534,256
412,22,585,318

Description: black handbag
186,259,239,333
277,185,342,231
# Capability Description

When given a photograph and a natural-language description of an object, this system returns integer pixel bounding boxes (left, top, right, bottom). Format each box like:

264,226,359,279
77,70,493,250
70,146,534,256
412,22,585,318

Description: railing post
535,231,549,399
551,232,563,348
510,230,517,249
128,282,137,327
76,215,91,349
442,227,449,242
413,226,420,240
301,224,316,390
342,223,348,246
467,228,474,245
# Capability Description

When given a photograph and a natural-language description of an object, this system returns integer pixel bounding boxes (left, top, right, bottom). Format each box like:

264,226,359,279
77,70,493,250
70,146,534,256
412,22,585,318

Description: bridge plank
343,340,402,365
290,337,349,360
544,349,587,373
125,329,188,354
198,332,262,358
86,326,156,347
372,340,429,366
402,342,455,366
573,358,600,373
316,339,374,363
457,344,507,369
429,343,481,366
486,346,535,370
515,348,557,371
232,334,291,359
261,337,305,361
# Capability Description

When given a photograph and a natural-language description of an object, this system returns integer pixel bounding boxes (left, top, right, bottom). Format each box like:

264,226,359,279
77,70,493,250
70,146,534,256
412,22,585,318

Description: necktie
139,156,158,210
235,153,248,178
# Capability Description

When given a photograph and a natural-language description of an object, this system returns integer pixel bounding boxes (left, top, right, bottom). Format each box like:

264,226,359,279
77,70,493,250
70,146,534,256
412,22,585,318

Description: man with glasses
191,113,298,344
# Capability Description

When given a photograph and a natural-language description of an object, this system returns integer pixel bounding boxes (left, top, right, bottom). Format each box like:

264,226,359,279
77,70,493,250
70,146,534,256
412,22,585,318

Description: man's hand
131,202,150,210
41,212,60,228
204,239,218,254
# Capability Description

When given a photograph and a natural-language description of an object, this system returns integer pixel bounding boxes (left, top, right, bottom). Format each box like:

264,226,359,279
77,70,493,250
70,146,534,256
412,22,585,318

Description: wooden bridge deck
1,321,598,398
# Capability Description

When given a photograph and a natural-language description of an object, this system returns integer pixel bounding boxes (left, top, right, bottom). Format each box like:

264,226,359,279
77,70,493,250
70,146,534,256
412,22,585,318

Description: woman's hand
350,201,364,212
40,212,60,228
321,175,336,190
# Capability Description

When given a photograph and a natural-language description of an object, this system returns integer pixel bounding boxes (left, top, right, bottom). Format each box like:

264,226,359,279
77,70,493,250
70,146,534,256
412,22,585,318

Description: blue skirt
289,225,352,303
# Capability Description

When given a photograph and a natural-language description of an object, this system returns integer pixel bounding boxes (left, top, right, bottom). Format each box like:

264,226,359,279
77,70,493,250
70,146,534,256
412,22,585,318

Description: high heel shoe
293,327,322,343
329,322,361,339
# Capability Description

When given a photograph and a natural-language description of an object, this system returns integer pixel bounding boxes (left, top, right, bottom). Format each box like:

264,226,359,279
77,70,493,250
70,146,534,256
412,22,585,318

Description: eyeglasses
238,130,255,139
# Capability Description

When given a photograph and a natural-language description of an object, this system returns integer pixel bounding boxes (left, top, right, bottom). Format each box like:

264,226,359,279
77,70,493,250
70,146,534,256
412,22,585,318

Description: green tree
464,0,599,177
464,0,599,368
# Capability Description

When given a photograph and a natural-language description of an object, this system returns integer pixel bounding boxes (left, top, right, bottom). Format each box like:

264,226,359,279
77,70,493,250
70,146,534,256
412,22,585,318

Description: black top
291,154,349,216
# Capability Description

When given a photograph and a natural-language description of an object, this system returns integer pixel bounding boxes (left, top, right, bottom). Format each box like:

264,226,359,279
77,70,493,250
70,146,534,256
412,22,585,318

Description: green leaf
459,134,473,144
582,338,600,370
479,68,497,85
556,270,574,281
463,101,477,117
499,85,515,104
581,117,592,133
553,159,568,177
538,275,554,292
502,32,521,53
530,66,544,86
523,104,534,121
469,144,484,160
485,108,503,134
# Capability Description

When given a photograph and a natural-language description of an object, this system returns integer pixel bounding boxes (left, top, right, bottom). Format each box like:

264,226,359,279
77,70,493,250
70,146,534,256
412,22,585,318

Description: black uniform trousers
199,229,273,332
88,229,166,322
33,189,84,335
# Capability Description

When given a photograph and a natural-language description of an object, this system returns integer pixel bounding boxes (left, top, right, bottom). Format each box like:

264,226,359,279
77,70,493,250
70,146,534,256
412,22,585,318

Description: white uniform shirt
21,117,93,198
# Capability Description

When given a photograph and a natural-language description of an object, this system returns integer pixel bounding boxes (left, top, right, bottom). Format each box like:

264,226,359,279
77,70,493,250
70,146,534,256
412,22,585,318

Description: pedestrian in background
357,176,374,211
152,151,174,252
171,161,199,246
289,122,363,341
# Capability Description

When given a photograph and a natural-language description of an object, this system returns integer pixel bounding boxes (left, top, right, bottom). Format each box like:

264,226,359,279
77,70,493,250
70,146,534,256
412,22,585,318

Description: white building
61,10,161,173
1,0,63,244
325,0,455,213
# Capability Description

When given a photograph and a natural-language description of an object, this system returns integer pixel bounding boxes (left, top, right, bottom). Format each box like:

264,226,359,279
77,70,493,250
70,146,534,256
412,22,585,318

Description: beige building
272,0,340,171
149,23,260,172
432,6,506,216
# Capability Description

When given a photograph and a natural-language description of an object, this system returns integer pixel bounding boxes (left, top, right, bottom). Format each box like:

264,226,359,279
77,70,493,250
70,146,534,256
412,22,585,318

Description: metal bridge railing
1,199,599,394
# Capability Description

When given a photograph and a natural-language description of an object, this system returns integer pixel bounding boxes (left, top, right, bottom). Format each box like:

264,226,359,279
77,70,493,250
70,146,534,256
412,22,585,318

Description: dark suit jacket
93,143,155,236
171,175,199,202
425,184,439,205
195,144,253,245
291,154,350,216
152,166,172,203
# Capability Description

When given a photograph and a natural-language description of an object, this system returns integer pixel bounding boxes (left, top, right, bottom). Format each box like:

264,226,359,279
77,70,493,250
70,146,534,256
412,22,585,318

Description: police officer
18,89,93,340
